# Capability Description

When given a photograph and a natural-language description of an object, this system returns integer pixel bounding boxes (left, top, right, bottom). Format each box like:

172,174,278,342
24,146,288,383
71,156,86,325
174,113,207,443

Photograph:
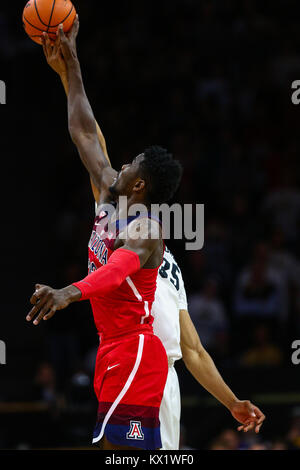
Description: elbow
68,124,76,143
182,344,206,369
68,124,80,144
68,125,96,147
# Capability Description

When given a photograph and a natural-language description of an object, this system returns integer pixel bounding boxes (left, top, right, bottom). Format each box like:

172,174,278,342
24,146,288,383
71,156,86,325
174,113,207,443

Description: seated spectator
233,242,287,349
188,278,228,357
287,407,300,449
234,244,284,320
268,227,300,288
270,439,288,450
240,324,283,367
261,169,300,247
208,429,241,450
34,362,58,406
248,442,269,450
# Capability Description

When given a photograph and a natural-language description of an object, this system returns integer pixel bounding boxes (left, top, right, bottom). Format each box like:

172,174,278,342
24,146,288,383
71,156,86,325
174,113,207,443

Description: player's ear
133,178,145,193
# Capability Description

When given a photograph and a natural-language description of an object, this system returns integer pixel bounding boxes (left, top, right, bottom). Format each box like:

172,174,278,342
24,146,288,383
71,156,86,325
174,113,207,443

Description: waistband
98,323,153,344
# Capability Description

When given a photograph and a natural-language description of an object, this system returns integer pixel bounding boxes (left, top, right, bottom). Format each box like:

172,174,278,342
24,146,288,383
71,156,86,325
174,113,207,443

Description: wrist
66,55,80,70
227,397,240,411
60,285,82,304
59,70,68,80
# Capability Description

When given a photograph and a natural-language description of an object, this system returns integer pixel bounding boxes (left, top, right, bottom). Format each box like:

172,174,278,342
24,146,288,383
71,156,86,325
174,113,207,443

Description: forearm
60,70,110,163
183,348,238,410
66,59,98,141
60,71,69,96
59,69,110,202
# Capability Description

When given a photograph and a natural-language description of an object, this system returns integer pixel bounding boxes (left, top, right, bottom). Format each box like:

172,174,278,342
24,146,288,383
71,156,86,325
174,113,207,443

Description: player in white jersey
152,247,266,450
42,35,265,450
152,246,186,449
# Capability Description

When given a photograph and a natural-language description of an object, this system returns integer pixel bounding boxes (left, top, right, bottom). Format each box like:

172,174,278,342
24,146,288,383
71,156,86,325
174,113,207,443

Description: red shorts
92,331,168,449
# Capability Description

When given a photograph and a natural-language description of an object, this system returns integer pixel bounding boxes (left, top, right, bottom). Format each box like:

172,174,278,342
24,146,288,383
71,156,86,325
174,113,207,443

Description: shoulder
126,216,162,242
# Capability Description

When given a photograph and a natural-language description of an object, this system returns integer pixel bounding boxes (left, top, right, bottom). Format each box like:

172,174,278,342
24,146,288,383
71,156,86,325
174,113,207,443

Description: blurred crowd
1,0,300,449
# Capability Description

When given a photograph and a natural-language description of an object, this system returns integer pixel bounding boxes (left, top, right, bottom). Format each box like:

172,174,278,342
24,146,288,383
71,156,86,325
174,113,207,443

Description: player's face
109,154,146,197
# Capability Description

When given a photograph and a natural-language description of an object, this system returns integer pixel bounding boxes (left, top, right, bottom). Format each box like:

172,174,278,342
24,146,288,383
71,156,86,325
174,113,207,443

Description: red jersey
87,206,162,341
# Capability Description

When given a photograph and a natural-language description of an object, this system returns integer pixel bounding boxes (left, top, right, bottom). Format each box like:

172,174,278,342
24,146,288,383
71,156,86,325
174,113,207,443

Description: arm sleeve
72,248,140,300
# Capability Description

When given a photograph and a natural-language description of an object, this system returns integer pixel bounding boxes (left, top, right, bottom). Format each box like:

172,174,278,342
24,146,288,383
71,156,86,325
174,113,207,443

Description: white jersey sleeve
152,246,185,361
178,270,188,311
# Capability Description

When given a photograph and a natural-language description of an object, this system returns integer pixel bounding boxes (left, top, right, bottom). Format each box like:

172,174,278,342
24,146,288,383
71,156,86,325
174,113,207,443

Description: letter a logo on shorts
126,420,144,440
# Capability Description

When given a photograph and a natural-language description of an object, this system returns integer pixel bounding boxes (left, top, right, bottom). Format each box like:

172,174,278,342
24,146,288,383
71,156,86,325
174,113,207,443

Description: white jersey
152,246,188,362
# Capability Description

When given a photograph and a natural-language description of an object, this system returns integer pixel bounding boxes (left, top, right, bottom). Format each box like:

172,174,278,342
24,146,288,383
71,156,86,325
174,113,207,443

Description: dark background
0,0,300,450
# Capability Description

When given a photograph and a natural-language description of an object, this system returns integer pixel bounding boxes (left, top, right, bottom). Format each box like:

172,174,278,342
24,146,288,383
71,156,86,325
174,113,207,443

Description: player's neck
115,194,150,220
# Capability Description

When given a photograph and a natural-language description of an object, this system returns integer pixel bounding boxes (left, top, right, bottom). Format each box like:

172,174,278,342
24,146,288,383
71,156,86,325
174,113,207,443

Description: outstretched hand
26,283,81,325
41,15,79,74
58,14,80,64
42,31,67,76
230,400,265,433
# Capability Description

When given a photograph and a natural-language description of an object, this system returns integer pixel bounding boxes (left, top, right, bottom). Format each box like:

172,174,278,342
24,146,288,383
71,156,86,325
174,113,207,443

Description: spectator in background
188,278,228,359
217,429,240,450
287,407,300,449
34,362,59,406
229,193,257,274
33,362,64,426
208,429,241,450
185,250,209,292
248,442,269,450
44,263,87,390
179,424,196,450
203,219,232,288
261,169,300,249
240,324,283,367
270,439,288,450
268,227,300,287
233,242,287,349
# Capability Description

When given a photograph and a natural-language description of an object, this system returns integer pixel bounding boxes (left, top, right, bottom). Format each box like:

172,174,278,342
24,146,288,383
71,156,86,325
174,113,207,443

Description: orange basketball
22,0,77,45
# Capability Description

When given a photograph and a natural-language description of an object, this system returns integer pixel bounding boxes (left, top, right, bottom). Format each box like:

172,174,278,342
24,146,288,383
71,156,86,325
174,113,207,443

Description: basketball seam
23,15,54,33
26,3,75,33
34,0,49,27
47,0,56,32
49,5,74,28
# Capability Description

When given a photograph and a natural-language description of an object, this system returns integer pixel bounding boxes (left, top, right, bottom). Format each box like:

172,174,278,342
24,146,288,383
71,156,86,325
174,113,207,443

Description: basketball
22,0,77,45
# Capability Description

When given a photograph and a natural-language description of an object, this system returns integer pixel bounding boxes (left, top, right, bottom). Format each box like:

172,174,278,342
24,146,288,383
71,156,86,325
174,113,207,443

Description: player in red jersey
26,18,182,450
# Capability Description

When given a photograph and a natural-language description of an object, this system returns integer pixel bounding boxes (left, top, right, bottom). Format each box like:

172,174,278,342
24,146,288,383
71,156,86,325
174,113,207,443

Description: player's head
109,145,182,205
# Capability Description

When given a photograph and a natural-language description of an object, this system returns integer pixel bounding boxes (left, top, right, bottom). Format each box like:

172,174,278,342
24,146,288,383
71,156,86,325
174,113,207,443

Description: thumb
72,14,80,38
246,402,256,418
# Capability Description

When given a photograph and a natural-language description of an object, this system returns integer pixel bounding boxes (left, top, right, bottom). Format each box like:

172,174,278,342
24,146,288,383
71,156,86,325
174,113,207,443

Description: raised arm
56,18,116,199
42,29,110,203
179,309,266,433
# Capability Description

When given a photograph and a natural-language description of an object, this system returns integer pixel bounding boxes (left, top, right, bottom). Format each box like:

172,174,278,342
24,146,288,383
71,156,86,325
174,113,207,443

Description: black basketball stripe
23,14,46,33
47,0,56,33
34,0,49,27
49,5,74,28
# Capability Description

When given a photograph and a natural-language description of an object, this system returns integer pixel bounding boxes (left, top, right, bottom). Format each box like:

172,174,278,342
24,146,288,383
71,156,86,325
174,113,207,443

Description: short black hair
139,146,183,204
